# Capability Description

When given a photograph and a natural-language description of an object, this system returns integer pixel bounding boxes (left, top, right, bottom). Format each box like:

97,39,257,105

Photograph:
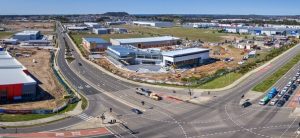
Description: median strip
253,52,300,92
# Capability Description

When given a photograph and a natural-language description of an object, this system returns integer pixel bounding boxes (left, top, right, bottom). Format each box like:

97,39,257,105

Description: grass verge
198,72,243,89
252,53,300,92
0,32,13,39
0,102,78,122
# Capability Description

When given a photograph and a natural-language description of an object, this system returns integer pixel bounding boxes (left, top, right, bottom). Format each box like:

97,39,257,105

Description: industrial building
110,36,181,49
82,37,111,53
161,48,210,68
105,21,127,26
106,45,210,68
107,45,162,65
93,28,110,34
133,21,174,28
13,30,41,41
84,22,102,28
0,48,37,102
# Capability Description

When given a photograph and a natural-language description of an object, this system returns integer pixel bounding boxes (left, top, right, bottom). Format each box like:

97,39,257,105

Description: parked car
291,84,297,90
277,100,285,107
296,72,300,77
269,98,279,106
278,90,287,97
283,86,289,91
283,95,290,101
287,90,294,95
131,108,143,114
286,81,292,87
242,101,252,108
292,77,297,81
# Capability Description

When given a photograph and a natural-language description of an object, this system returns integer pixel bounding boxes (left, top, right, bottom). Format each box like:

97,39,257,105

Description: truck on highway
259,96,270,105
136,88,162,101
136,88,151,96
149,93,162,101
267,87,278,99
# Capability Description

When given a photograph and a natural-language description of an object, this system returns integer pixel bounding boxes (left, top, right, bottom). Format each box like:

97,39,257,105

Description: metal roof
0,68,36,85
0,58,23,69
15,30,40,35
162,48,209,57
83,37,108,44
108,45,136,57
0,51,36,85
112,36,180,44
0,51,12,59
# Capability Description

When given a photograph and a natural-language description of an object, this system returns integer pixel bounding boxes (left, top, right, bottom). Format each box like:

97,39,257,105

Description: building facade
82,37,111,53
132,21,174,28
0,49,37,102
110,36,181,49
13,30,41,41
162,48,210,68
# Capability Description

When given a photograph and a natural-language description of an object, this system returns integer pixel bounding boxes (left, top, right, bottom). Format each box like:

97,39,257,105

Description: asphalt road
1,22,300,138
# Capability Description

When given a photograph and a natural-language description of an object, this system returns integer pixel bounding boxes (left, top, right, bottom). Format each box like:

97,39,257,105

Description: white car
283,86,289,90
286,82,292,87
269,98,279,106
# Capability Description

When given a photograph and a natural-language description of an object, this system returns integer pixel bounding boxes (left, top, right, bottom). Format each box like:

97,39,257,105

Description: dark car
287,90,293,95
291,84,297,90
241,101,252,108
78,62,82,66
131,108,143,114
276,100,285,107
283,95,290,101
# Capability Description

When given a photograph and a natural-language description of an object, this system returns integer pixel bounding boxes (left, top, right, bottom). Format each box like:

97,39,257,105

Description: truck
267,87,278,99
149,93,162,101
259,96,270,105
136,88,151,96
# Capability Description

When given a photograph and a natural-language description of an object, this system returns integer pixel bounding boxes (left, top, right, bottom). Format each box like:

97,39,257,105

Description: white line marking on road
279,116,297,138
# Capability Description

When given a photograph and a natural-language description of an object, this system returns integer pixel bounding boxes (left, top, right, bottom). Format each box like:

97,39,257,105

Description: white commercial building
133,21,174,28
84,22,102,28
110,36,181,49
13,30,41,41
161,48,210,68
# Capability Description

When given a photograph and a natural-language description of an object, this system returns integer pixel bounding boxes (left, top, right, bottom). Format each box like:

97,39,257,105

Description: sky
1,0,300,15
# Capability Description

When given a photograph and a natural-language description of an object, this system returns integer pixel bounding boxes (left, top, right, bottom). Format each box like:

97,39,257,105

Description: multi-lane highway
1,21,300,138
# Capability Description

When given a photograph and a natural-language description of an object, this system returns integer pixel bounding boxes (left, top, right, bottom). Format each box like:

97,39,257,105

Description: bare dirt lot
0,48,66,110
4,21,54,34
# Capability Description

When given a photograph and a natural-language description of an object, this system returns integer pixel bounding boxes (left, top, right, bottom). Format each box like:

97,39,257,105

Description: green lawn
253,53,300,92
198,72,243,89
0,32,13,39
0,102,78,122
119,25,224,42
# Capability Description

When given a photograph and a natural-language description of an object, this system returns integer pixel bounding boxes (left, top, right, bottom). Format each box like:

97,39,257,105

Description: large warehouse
0,49,37,102
133,21,174,28
13,30,41,41
162,48,210,68
110,36,181,49
82,37,111,53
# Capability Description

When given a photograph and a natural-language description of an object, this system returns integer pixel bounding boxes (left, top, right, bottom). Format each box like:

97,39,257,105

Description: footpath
0,101,83,127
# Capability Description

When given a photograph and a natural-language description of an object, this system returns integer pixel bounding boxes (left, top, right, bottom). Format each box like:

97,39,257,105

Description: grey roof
0,68,36,85
112,36,180,44
15,30,40,35
162,48,209,57
108,45,136,57
0,51,36,85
